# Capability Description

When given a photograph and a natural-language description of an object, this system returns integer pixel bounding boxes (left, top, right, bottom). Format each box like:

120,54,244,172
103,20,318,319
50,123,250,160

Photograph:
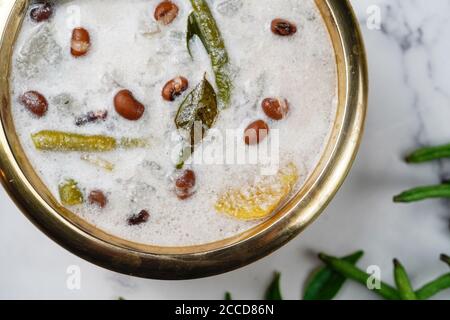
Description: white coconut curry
10,0,337,246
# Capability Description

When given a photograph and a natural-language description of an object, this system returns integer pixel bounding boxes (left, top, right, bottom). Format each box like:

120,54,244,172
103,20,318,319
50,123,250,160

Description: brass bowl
0,0,367,279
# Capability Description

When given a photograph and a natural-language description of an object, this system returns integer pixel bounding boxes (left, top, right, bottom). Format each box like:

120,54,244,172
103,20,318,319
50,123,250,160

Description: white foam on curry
10,0,337,246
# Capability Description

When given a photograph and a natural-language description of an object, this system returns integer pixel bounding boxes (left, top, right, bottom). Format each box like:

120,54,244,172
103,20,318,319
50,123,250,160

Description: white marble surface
1,0,449,300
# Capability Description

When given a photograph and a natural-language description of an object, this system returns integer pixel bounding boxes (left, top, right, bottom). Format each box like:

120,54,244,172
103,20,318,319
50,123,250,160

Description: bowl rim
0,0,368,279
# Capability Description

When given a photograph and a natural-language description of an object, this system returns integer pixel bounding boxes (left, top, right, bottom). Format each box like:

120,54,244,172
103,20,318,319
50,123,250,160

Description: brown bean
71,27,90,57
271,19,297,36
128,210,150,226
19,91,48,117
30,2,53,22
154,1,179,25
162,77,189,101
114,90,145,121
175,169,196,200
244,120,270,145
262,98,289,120
88,190,107,208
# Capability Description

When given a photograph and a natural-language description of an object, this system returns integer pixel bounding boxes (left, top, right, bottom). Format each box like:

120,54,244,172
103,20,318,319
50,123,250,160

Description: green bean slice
32,131,146,152
59,179,83,206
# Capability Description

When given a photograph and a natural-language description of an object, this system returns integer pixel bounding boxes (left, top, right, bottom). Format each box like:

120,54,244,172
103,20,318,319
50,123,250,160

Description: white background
1,0,449,299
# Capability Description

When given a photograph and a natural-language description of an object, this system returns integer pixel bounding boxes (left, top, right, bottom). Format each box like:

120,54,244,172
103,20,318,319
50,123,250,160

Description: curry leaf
175,75,217,130
187,0,232,107
174,75,218,167
186,12,200,58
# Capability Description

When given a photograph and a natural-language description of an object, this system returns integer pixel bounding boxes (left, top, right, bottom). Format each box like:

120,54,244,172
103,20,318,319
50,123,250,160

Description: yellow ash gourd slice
215,163,299,220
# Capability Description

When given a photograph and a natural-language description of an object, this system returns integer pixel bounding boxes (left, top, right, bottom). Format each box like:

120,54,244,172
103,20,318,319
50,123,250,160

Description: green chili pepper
59,179,83,206
303,251,364,300
393,184,450,203
264,272,283,300
415,273,450,300
32,131,146,152
318,253,400,300
187,0,232,107
393,259,417,300
406,143,450,163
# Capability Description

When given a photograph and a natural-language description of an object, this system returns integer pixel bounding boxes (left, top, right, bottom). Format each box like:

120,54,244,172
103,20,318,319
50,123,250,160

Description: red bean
71,28,90,57
162,77,189,101
114,90,145,121
88,190,108,208
175,169,196,200
19,91,48,117
154,1,179,25
244,120,270,145
271,19,297,36
30,2,53,23
262,98,289,120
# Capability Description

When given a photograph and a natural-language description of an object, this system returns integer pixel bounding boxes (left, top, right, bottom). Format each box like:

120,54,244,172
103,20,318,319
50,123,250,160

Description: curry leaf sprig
175,0,229,168
224,252,450,300
395,143,450,203
187,0,232,107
